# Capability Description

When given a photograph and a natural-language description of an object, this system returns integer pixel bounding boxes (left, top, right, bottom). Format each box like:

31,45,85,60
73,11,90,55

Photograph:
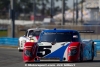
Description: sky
18,0,82,9
55,0,82,8
67,0,81,8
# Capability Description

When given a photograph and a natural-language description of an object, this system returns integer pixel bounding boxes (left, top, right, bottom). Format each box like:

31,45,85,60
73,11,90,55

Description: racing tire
90,44,94,61
79,45,83,62
18,49,23,52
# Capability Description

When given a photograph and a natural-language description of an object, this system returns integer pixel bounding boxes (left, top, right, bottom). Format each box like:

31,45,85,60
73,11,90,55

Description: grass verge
0,30,7,37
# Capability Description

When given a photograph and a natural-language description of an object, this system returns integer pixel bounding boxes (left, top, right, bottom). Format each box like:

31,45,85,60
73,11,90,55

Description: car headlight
68,47,77,56
30,39,35,42
24,50,33,57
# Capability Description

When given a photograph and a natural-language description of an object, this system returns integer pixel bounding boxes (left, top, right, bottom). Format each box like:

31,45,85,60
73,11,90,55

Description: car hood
38,42,71,52
37,42,71,61
38,42,70,46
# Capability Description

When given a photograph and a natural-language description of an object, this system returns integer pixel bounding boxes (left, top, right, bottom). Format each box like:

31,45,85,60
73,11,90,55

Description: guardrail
0,37,18,46
0,37,100,51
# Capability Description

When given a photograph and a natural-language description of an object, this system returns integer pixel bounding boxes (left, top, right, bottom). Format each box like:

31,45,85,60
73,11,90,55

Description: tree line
0,0,69,19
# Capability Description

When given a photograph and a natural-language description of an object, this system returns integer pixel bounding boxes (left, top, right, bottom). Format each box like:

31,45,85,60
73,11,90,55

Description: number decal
37,46,52,57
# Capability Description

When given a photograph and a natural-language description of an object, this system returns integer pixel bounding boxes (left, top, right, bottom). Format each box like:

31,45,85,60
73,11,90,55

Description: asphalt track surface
0,47,100,67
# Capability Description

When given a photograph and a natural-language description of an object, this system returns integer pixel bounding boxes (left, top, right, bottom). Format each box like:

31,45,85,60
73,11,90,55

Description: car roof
42,29,78,33
27,28,46,31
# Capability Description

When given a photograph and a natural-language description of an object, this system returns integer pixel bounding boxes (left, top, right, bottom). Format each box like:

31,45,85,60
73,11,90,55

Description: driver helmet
28,35,33,39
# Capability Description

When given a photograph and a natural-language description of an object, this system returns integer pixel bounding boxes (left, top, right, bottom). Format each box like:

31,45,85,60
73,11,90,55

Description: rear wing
20,29,27,31
78,30,94,33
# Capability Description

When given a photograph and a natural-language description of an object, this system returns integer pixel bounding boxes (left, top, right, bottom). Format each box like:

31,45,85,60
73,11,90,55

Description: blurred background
0,0,100,39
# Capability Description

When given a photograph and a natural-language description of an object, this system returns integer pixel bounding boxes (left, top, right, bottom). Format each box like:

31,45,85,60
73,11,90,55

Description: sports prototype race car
18,28,45,52
23,28,97,62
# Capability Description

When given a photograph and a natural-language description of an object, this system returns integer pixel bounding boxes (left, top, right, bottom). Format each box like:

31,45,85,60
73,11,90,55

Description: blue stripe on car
44,43,71,61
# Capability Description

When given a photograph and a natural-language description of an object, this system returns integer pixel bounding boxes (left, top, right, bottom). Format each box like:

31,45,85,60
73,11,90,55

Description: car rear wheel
19,49,23,52
79,45,83,62
90,45,94,61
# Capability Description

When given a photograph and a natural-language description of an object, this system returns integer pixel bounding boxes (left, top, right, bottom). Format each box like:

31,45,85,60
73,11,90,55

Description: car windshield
38,32,79,42
28,30,41,36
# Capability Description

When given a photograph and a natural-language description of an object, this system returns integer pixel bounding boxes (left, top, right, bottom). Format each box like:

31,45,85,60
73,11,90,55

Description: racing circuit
0,47,100,67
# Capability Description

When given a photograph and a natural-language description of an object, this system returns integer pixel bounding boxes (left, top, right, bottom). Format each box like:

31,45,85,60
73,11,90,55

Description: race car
23,28,97,62
18,28,45,52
